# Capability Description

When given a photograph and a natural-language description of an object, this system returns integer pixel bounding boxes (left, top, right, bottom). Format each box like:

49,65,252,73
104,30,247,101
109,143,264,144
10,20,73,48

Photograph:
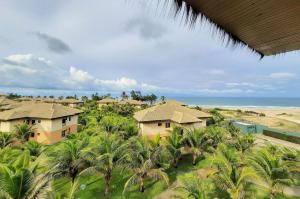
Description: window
38,120,41,123
68,116,71,121
165,122,171,128
158,123,162,126
62,118,67,126
61,130,66,137
30,133,35,138
32,120,36,125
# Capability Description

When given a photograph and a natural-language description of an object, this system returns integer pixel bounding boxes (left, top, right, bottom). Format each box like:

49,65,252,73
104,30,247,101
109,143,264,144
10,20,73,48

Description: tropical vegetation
0,97,299,199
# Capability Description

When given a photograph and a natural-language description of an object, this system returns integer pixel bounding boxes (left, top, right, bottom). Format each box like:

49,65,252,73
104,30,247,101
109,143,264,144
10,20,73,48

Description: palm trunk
140,177,145,192
270,191,275,199
174,157,179,168
192,154,197,165
104,172,112,195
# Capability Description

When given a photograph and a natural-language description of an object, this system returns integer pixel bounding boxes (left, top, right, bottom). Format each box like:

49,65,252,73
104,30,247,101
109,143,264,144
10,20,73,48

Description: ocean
173,97,300,108
1,87,300,108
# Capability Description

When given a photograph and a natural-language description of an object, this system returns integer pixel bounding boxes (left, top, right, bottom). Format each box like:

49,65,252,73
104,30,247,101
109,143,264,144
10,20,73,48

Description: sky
0,0,300,98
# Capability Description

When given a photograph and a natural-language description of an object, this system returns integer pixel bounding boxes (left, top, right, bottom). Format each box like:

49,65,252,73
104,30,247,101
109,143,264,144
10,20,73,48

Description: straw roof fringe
163,0,266,58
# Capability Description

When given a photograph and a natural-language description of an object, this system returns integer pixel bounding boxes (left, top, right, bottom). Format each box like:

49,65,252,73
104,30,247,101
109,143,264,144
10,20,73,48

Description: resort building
0,102,82,144
18,98,83,108
119,99,145,108
134,101,212,137
97,97,118,107
57,99,83,108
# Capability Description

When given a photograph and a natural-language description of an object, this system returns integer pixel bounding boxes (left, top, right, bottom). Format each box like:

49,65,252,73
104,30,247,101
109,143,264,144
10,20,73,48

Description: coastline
195,104,300,132
189,104,300,109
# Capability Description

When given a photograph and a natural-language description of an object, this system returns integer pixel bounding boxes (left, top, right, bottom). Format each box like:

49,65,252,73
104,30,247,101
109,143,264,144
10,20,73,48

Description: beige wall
0,119,24,132
139,120,206,137
0,114,79,144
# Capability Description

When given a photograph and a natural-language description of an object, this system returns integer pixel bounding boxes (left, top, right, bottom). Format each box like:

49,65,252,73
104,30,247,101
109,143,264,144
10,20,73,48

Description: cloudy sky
0,0,300,97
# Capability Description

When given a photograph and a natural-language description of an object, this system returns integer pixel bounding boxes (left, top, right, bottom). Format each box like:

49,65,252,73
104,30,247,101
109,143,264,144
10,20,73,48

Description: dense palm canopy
0,101,299,198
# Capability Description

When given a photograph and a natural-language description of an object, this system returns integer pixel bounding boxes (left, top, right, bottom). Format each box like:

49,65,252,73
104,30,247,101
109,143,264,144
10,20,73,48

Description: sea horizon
174,96,300,109
1,87,300,108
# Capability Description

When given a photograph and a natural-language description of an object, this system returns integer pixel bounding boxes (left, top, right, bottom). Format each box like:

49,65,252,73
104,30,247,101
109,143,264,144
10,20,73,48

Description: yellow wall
0,115,79,144
139,120,206,137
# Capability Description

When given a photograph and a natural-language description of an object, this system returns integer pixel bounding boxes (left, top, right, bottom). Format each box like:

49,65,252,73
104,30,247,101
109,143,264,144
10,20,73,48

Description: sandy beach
207,106,300,132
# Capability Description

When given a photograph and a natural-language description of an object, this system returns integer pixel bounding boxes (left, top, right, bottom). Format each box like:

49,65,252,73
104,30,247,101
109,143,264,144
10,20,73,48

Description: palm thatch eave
165,0,265,58
161,0,300,58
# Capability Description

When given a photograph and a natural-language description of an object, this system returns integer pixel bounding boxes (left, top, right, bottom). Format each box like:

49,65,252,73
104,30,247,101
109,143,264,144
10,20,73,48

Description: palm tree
175,173,210,199
210,144,260,199
232,134,255,153
248,147,297,198
23,141,45,159
123,137,169,193
121,91,129,100
0,147,23,165
0,150,53,199
88,133,129,195
14,123,35,143
166,127,183,168
0,132,14,148
183,128,208,165
203,126,227,149
46,138,91,183
123,158,169,193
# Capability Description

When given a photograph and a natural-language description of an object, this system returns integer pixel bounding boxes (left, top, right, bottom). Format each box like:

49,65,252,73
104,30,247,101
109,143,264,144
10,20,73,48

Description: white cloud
4,54,52,65
69,66,94,83
225,82,274,90
141,83,161,91
269,72,296,79
95,77,137,89
0,54,161,92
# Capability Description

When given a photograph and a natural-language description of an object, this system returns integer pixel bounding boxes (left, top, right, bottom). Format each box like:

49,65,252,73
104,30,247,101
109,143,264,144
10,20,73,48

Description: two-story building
134,101,212,137
0,102,82,144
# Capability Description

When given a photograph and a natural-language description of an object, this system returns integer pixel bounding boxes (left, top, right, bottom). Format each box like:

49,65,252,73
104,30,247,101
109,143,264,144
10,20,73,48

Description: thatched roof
0,102,83,121
168,0,300,57
58,99,83,104
0,97,17,106
119,99,145,106
97,98,117,104
134,101,211,123
160,99,186,106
